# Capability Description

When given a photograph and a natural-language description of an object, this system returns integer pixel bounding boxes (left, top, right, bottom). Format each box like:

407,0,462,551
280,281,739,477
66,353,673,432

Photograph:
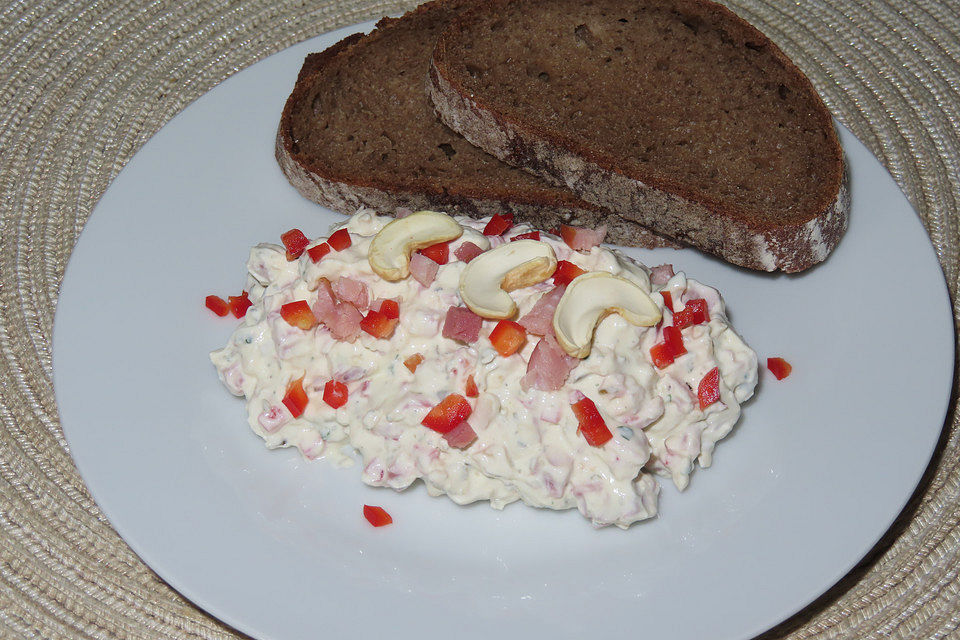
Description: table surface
1,1,958,638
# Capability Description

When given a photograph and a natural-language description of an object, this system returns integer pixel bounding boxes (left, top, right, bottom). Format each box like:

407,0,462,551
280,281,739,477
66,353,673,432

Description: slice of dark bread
429,0,849,272
275,0,675,249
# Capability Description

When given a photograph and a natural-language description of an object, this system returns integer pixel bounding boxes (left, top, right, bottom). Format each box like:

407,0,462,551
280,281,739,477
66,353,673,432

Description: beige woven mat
1,0,958,637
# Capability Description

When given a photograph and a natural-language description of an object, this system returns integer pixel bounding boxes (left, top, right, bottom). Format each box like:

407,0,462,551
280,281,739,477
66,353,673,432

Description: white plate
53,20,954,640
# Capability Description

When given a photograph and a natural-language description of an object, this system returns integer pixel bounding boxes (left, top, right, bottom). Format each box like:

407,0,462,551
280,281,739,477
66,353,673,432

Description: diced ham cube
521,334,578,392
454,241,485,263
258,405,290,433
333,276,369,311
650,264,675,286
442,306,483,343
443,421,478,449
327,301,363,342
409,251,439,287
560,224,607,251
311,277,338,325
519,285,566,336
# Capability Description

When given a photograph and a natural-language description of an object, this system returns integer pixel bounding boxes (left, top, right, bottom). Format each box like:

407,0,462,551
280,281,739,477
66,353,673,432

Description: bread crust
274,1,677,249
429,0,848,272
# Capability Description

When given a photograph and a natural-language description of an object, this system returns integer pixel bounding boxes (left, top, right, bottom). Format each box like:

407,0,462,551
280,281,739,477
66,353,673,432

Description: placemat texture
1,0,957,637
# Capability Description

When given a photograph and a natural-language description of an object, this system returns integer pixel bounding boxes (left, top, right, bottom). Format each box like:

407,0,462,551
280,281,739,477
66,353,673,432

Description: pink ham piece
333,276,369,311
521,334,579,392
258,405,290,433
327,301,363,342
409,251,439,287
561,224,607,251
311,277,338,325
454,241,485,263
442,306,483,343
443,421,478,449
650,264,675,287
518,285,566,336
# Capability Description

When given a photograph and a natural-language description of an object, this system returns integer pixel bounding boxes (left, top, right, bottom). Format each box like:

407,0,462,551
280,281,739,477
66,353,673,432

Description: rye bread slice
429,0,849,272
275,0,675,248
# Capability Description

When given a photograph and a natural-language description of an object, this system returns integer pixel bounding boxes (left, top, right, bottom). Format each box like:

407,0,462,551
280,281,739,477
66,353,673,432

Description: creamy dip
210,209,758,528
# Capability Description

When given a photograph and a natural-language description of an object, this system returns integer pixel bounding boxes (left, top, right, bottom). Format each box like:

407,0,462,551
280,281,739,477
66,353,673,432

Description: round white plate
53,20,954,640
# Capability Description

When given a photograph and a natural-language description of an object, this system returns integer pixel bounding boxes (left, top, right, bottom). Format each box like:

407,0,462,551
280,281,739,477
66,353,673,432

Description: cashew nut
368,210,463,281
459,240,557,319
553,272,662,358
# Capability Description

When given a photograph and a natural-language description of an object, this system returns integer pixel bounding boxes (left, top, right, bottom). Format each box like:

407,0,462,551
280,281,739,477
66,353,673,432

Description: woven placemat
1,0,957,637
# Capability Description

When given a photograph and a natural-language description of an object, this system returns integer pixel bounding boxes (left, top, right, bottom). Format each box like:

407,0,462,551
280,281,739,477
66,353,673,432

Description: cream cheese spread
210,209,758,528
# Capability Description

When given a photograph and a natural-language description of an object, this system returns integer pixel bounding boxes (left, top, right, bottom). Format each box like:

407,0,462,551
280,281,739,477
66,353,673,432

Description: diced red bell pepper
649,342,675,369
489,320,527,356
571,396,613,446
323,379,348,408
228,291,252,318
360,309,398,339
327,228,352,251
663,325,686,357
660,290,674,312
698,367,721,410
307,242,331,263
378,299,400,319
205,295,229,317
650,326,686,368
465,374,479,398
363,505,393,527
404,353,424,373
281,228,310,260
511,230,540,241
483,212,513,236
282,376,309,418
687,299,709,322
553,260,587,286
280,300,317,330
673,298,710,329
417,241,450,265
767,357,792,380
421,393,472,434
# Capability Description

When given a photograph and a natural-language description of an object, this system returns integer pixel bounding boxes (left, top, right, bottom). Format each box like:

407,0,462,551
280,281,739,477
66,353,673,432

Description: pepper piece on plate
307,242,331,263
571,396,613,446
228,291,252,318
422,394,472,434
417,241,451,265
205,295,229,317
553,260,586,286
281,228,310,260
698,367,721,409
483,212,513,236
360,309,398,339
767,357,792,380
327,228,352,251
282,376,309,418
489,320,527,356
673,298,709,330
280,300,317,330
363,505,393,527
